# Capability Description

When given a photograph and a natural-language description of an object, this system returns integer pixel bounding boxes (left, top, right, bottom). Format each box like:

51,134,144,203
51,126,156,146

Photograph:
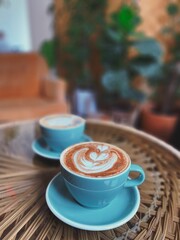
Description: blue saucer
46,173,140,231
32,134,92,160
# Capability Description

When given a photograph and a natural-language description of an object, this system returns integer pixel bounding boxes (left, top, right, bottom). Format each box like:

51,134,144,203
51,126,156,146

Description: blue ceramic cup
39,114,85,152
60,142,145,208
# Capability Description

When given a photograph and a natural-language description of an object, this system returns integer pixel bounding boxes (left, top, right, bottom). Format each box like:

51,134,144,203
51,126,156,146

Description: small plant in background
60,0,107,90
40,38,58,70
139,2,180,143
151,2,180,114
99,4,163,111
56,0,107,116
39,3,59,73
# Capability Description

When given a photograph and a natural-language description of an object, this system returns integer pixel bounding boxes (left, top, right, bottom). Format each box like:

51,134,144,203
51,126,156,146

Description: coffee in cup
39,114,85,151
60,141,145,208
40,114,84,129
63,142,129,178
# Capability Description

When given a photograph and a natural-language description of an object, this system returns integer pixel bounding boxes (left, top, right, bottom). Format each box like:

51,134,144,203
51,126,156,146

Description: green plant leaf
167,3,179,16
133,38,163,60
115,5,141,33
101,70,130,96
106,28,123,42
39,38,57,68
130,56,162,78
101,69,145,102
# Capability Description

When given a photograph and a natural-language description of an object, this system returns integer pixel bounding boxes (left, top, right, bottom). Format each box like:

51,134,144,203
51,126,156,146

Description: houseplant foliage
152,2,180,114
60,0,107,90
39,3,59,72
40,38,58,69
140,2,180,142
99,4,163,110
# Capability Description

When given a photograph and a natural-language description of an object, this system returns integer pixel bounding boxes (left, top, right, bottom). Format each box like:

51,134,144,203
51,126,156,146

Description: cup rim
39,113,85,130
60,141,131,180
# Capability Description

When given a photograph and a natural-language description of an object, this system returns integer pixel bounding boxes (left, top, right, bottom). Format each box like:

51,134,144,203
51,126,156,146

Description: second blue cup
39,114,85,152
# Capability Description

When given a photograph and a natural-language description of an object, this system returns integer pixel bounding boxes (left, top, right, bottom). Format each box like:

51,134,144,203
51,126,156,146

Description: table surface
0,120,179,240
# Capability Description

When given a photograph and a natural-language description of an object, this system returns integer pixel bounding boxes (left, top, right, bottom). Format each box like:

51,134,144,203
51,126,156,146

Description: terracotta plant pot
140,104,178,142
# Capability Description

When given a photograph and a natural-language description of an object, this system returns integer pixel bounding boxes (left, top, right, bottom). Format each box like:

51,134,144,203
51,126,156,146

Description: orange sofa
0,53,68,122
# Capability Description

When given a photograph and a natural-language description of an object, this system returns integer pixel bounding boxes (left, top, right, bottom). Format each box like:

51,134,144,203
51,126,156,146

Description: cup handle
124,164,145,187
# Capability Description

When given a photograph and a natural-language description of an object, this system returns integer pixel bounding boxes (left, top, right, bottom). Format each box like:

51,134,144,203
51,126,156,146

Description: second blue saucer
32,134,92,160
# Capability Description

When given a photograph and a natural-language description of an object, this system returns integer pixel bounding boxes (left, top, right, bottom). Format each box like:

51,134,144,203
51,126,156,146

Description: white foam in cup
40,114,85,129
61,142,130,178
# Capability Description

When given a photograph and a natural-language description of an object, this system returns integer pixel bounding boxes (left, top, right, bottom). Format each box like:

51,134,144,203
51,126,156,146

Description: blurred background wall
0,0,31,51
27,0,53,51
0,0,53,51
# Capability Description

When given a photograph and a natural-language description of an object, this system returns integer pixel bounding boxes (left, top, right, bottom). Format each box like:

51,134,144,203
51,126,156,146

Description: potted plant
39,3,59,78
140,3,180,142
98,4,163,125
59,0,107,117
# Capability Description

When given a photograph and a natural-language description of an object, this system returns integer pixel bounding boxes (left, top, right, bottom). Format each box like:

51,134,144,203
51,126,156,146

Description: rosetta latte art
64,143,129,177
73,145,118,174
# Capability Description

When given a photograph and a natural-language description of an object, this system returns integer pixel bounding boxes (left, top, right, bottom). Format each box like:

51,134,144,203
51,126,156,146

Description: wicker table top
0,120,179,240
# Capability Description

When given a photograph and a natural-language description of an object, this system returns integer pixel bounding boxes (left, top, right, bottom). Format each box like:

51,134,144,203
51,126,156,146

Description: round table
0,120,179,240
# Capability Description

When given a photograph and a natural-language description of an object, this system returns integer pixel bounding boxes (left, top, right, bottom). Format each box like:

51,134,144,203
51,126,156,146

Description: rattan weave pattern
0,120,179,240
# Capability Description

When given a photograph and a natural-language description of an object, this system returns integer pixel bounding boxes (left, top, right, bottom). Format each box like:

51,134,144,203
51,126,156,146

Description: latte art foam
63,143,130,178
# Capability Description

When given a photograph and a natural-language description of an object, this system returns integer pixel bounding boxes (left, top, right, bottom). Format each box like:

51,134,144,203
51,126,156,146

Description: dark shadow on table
32,154,60,168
